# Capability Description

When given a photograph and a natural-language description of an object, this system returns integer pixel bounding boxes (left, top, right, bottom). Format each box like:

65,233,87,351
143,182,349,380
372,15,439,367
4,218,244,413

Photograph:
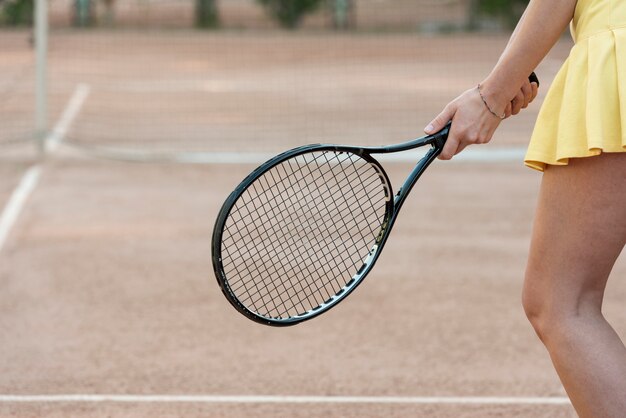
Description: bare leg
523,153,626,417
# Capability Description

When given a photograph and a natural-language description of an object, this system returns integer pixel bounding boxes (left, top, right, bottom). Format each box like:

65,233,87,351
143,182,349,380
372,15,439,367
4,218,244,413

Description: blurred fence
0,30,35,150
45,0,472,31
44,31,514,159
0,0,540,161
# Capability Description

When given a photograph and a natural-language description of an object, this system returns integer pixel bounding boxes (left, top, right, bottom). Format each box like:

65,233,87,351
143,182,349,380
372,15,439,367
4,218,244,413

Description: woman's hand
509,77,539,116
423,84,505,160
424,79,539,160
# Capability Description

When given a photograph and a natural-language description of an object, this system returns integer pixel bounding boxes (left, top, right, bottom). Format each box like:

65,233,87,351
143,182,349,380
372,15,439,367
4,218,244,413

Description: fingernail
424,124,434,133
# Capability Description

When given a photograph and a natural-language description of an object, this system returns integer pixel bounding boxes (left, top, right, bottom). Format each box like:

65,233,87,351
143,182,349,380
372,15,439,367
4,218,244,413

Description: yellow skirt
525,0,626,171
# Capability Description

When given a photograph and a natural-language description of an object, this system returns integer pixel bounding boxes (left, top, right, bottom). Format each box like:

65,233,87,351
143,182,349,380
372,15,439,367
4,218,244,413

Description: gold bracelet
477,84,505,120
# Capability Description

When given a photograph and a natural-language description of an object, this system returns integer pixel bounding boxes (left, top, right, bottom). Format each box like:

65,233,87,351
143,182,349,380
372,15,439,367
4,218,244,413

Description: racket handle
431,121,451,150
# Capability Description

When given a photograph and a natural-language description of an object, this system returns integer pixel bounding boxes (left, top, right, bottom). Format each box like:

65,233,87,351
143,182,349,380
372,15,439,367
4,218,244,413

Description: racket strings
224,154,383,316
225,154,383,317
220,150,389,319
226,155,384,252
226,167,371,312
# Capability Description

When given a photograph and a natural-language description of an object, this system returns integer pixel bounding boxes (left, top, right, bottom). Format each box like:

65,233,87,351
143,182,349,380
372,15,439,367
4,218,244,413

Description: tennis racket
212,122,449,326
212,74,538,327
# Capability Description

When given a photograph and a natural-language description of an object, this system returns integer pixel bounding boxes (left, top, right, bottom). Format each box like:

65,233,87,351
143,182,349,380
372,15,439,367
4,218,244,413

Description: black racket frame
212,122,451,326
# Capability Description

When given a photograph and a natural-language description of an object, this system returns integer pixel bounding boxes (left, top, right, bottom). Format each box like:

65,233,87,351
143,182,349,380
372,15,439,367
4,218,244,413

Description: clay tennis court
1,28,624,418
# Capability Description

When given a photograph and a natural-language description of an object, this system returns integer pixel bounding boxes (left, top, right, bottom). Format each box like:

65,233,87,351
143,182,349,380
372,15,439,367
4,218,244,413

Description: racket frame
212,123,450,326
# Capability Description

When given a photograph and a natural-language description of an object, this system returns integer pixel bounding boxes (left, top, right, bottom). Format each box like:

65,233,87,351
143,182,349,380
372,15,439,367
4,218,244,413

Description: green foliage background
479,0,530,28
0,0,531,29
0,0,34,26
255,0,324,29
195,0,219,28
480,0,528,14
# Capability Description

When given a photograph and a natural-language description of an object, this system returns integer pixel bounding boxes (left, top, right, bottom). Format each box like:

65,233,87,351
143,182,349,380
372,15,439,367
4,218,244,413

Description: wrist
477,84,506,120
478,77,510,117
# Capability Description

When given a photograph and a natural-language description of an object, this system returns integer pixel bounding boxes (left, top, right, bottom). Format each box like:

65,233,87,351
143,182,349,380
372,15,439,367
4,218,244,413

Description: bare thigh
525,153,626,320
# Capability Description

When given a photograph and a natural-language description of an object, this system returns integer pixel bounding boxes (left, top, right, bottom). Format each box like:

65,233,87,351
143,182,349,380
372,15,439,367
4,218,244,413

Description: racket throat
393,145,440,208
393,188,404,205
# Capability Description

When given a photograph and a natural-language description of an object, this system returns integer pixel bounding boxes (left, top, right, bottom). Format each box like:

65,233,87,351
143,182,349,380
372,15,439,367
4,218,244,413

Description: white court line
201,147,527,164
46,83,91,152
444,147,526,162
0,84,89,253
375,147,527,163
0,166,42,252
199,148,526,164
67,147,527,165
0,395,571,405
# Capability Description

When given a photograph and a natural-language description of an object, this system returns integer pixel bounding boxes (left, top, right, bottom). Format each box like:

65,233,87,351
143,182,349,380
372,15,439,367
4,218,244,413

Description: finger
530,82,539,102
425,102,456,135
454,143,469,155
438,128,460,160
511,91,524,115
504,102,513,119
521,81,532,108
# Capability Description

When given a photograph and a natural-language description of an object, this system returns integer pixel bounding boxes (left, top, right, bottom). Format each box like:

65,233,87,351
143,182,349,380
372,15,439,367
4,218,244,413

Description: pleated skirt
525,0,626,171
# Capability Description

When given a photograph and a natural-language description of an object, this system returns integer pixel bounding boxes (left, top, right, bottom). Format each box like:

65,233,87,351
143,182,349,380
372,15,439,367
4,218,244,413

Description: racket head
212,145,394,326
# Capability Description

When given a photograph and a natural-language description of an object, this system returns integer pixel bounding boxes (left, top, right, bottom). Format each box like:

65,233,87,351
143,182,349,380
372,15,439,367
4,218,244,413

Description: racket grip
529,72,539,87
431,121,452,150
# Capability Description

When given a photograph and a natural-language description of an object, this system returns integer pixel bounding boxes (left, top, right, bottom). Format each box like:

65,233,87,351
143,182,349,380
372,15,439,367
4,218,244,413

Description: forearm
482,0,577,111
505,4,528,49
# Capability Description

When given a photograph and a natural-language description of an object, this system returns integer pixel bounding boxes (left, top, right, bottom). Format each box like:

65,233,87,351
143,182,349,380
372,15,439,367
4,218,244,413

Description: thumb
424,103,456,134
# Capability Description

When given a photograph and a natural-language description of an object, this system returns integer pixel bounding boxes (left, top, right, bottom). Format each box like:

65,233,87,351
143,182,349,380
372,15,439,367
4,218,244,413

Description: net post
34,0,48,158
